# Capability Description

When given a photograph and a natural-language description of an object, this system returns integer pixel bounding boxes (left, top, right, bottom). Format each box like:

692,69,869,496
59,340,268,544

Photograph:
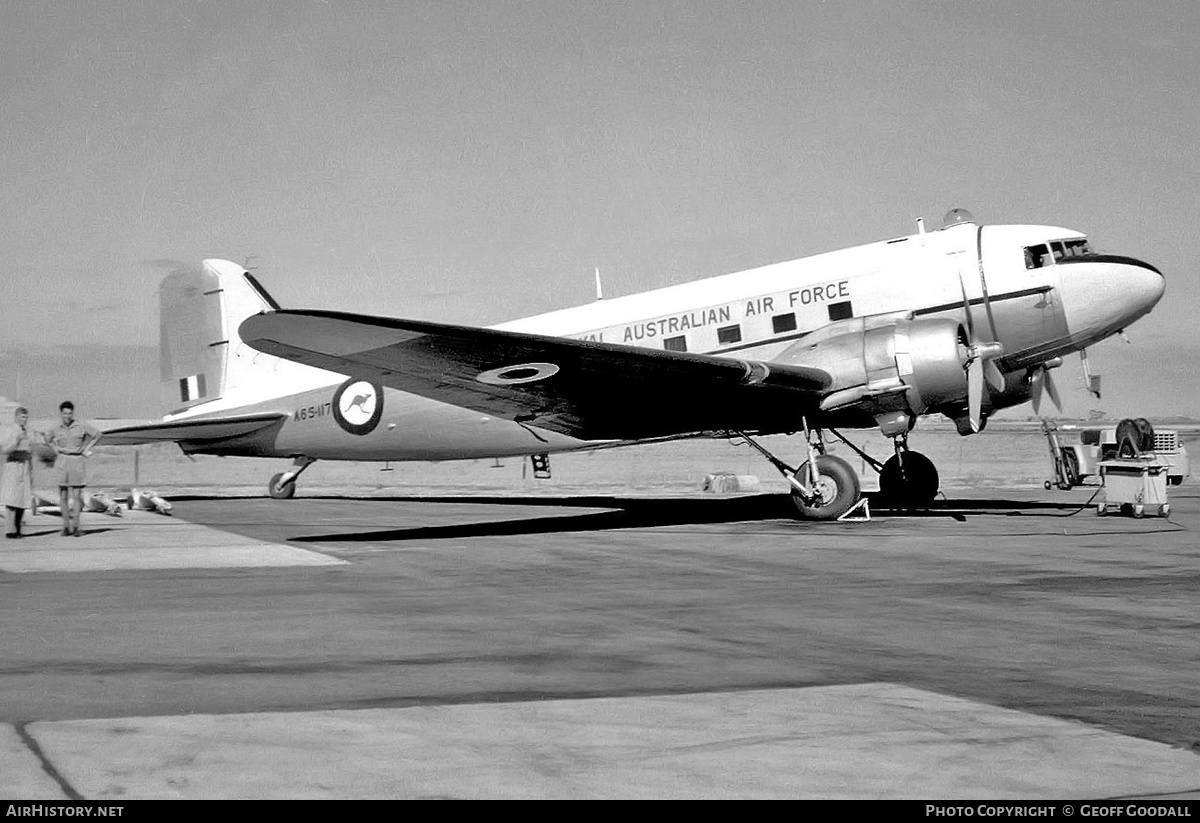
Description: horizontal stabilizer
98,413,287,446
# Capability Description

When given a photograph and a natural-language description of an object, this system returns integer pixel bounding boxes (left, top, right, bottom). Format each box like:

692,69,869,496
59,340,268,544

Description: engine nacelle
772,317,970,417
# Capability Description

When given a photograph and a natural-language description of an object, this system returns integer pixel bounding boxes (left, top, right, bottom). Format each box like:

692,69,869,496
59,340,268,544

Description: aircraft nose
1119,255,1165,314
1057,254,1164,342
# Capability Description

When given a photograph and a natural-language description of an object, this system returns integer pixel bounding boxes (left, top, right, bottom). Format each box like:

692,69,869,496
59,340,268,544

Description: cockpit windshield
1025,238,1092,269
1053,238,1092,260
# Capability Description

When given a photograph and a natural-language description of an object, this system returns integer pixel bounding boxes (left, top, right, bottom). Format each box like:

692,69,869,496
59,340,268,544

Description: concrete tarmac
0,485,1198,798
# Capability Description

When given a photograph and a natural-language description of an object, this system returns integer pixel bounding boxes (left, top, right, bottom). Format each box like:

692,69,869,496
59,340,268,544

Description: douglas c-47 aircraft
101,209,1164,520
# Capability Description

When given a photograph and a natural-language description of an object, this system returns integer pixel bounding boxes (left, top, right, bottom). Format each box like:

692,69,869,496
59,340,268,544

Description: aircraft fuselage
166,219,1165,461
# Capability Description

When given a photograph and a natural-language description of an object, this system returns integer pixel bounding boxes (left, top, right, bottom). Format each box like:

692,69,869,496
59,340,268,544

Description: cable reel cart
1097,418,1171,518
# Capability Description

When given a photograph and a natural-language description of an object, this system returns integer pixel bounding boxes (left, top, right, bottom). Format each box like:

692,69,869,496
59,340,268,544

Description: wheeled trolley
1097,458,1170,518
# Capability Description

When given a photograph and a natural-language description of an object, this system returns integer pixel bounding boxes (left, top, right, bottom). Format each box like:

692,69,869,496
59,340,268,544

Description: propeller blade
1043,368,1062,412
984,360,1005,392
968,357,984,432
1030,365,1063,417
956,264,976,340
962,341,1002,431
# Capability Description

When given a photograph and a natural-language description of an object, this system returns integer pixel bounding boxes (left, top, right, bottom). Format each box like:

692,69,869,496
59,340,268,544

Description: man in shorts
45,401,101,536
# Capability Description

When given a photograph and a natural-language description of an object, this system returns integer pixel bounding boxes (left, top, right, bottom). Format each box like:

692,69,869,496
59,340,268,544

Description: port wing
240,311,831,441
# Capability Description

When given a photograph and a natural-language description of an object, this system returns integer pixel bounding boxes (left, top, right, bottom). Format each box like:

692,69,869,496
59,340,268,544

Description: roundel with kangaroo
332,379,384,436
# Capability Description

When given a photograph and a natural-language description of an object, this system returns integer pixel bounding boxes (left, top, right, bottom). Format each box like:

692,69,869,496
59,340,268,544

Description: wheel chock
837,497,871,522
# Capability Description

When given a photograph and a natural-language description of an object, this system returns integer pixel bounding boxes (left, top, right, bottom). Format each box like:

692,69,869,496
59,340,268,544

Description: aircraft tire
268,473,297,500
788,455,861,521
878,451,940,505
1062,450,1080,488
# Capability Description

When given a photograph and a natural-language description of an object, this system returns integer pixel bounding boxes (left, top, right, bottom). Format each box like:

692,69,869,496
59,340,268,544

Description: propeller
965,341,1005,432
1029,362,1063,416
952,227,1005,432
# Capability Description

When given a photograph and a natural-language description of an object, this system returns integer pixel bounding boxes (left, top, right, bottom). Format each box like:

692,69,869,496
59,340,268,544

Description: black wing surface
239,311,831,441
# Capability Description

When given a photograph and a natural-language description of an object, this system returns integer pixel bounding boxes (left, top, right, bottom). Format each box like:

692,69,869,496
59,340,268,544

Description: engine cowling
772,317,971,418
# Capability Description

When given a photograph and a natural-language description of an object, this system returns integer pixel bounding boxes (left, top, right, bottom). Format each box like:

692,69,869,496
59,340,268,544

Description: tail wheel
879,451,940,504
788,455,861,521
268,473,297,500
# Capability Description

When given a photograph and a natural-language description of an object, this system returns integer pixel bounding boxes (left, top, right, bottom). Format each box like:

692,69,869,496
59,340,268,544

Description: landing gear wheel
268,473,297,500
1062,450,1080,488
788,455,861,521
879,451,940,505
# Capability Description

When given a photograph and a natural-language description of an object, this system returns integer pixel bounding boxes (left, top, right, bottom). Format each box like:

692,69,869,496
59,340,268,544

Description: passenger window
772,313,797,333
828,301,853,322
717,325,742,345
1024,244,1050,269
664,335,687,352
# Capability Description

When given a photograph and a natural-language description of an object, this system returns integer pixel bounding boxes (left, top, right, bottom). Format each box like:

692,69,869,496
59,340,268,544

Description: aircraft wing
240,311,832,441
98,413,288,446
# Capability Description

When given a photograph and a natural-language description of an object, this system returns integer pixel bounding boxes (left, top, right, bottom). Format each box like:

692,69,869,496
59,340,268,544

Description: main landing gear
877,432,940,505
826,427,940,506
737,422,943,520
268,456,316,500
735,424,861,521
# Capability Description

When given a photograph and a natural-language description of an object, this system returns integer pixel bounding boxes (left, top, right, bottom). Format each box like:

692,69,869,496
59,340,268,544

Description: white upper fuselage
163,220,1165,461
499,221,1160,366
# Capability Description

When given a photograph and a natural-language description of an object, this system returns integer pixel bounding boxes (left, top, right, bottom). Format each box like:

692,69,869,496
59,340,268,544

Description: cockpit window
1026,238,1092,269
1024,244,1050,269
1061,238,1092,257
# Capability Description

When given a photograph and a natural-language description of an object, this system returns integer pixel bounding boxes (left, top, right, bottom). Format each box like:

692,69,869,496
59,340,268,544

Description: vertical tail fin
158,259,329,414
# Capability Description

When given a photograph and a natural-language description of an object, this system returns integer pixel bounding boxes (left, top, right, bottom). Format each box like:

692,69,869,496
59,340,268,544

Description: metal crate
1098,458,1170,517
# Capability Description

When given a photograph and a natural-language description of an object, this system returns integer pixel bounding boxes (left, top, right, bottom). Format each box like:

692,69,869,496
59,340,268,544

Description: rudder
158,259,328,413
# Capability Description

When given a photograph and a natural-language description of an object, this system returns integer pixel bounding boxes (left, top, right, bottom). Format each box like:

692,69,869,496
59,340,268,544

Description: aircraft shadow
278,493,1089,543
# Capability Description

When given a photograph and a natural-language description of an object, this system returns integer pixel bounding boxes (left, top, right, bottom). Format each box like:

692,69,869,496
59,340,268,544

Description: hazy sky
1,1,1197,420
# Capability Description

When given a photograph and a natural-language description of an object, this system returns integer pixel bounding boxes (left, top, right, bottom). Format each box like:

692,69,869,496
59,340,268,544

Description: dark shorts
56,454,87,488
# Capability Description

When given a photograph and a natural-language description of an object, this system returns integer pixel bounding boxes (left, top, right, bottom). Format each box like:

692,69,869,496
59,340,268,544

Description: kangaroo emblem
345,393,373,414
333,379,383,435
